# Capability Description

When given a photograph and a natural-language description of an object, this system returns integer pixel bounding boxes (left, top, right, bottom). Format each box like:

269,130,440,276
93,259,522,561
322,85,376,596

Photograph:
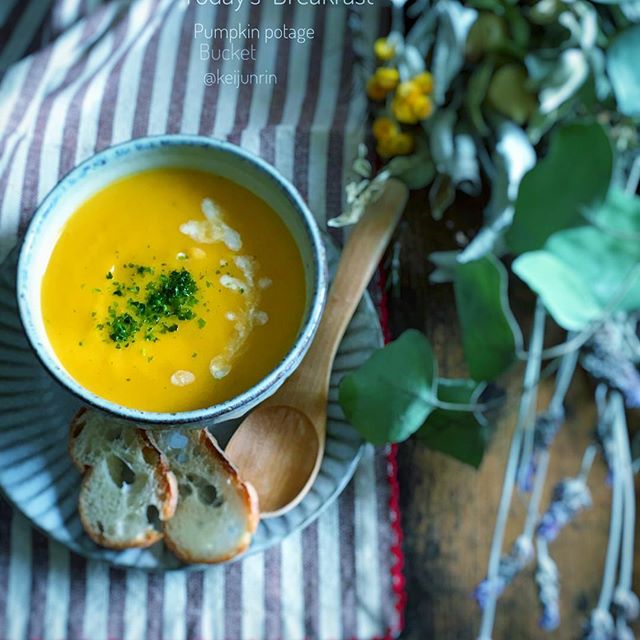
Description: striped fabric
0,1,404,639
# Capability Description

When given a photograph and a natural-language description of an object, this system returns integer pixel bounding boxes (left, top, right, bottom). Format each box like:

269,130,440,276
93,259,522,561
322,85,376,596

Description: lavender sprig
517,347,577,492
537,475,593,542
596,384,616,480
535,538,560,631
537,444,595,542
582,320,640,408
475,536,534,608
583,608,615,640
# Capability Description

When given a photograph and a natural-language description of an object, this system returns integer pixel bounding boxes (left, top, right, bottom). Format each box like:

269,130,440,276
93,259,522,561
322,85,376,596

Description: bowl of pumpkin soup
17,136,327,425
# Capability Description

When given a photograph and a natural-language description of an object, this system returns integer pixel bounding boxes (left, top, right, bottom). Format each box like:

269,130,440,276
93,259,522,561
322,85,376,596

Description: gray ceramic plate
0,244,381,570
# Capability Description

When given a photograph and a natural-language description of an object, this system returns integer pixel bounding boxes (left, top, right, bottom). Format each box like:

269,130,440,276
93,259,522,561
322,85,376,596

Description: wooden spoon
225,178,409,517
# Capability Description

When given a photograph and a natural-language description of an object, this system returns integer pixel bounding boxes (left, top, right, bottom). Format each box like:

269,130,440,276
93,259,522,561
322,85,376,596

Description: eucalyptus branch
476,301,546,640
584,393,624,639
524,448,550,539
610,391,639,638
517,347,578,492
586,479,622,636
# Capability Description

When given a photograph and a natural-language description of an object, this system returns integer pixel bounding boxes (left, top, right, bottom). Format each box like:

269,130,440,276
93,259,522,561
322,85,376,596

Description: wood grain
391,192,640,639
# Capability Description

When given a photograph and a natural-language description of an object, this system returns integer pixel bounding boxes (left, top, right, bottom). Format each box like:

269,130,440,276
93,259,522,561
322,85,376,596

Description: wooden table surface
389,193,640,639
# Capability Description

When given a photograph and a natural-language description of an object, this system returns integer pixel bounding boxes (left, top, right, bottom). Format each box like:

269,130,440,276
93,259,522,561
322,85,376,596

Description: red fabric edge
376,266,407,639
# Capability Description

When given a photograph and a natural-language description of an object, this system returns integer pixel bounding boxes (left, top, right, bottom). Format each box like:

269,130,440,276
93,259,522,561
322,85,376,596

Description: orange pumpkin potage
41,169,306,412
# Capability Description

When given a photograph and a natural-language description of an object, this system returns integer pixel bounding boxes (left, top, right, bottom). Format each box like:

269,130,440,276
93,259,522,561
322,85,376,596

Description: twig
477,301,546,640
517,347,578,491
610,391,639,637
585,393,624,638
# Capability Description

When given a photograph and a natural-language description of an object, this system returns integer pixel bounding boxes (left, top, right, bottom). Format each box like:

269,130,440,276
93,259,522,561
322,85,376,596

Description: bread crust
160,429,260,564
68,408,89,472
69,411,259,563
69,409,177,550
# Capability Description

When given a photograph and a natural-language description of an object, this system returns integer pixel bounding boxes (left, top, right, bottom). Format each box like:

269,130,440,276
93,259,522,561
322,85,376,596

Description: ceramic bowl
17,135,327,427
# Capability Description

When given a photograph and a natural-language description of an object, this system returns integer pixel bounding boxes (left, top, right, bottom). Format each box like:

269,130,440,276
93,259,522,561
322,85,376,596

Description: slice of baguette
69,409,178,549
152,429,259,564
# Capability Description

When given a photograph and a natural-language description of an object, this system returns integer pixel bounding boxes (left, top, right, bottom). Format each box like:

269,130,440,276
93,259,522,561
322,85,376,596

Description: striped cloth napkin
0,1,405,639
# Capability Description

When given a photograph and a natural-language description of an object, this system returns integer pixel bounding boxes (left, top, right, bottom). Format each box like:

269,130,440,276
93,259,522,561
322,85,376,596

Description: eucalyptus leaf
606,24,640,117
416,378,492,468
430,109,457,171
428,109,480,197
387,153,435,190
452,133,481,195
513,226,640,330
454,255,522,380
338,330,438,444
506,122,613,253
460,123,536,262
429,173,456,220
534,49,590,114
466,60,494,136
585,187,640,236
618,1,640,21
481,121,536,223
431,1,478,105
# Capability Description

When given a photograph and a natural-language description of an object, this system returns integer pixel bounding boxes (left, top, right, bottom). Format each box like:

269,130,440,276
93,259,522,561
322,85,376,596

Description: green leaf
506,122,613,253
454,255,522,381
387,152,435,190
431,3,478,105
513,226,640,330
416,378,492,468
466,60,494,136
338,330,437,444
586,188,640,236
607,25,640,117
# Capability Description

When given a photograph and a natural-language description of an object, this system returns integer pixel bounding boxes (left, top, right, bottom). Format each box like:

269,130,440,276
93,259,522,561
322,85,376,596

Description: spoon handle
281,178,409,405
317,178,409,361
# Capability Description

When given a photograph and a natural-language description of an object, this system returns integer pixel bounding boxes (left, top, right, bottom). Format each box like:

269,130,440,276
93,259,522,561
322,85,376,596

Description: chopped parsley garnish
108,312,139,344
98,266,203,346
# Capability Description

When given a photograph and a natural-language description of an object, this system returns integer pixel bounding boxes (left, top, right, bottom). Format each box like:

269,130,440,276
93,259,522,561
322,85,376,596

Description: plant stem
612,391,635,593
595,395,624,614
625,154,640,194
517,346,578,491
524,449,549,539
579,444,597,481
549,346,579,414
391,0,406,34
477,301,546,640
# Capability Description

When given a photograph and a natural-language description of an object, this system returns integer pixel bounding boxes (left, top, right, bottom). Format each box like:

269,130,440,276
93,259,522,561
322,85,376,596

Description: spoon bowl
226,406,321,516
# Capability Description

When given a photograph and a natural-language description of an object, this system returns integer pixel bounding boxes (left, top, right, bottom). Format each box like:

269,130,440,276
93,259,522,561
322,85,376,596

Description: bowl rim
16,134,328,426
